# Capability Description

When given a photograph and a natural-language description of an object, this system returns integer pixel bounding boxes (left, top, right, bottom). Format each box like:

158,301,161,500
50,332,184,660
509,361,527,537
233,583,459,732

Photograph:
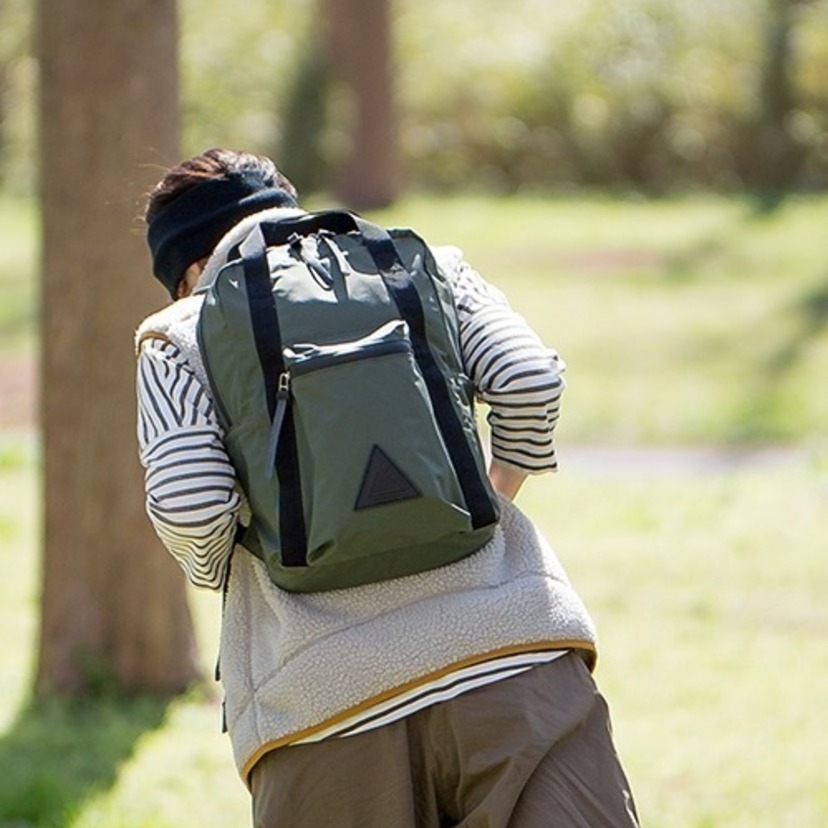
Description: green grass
1,193,827,826
371,193,828,444
525,466,828,828
4,193,828,443
1,438,826,827
0,435,250,828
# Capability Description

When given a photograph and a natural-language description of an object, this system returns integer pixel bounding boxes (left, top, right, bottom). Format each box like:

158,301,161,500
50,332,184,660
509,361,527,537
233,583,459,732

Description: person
135,147,639,827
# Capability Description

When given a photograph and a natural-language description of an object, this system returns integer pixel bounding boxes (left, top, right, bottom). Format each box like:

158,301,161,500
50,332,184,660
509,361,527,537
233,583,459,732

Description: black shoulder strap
239,225,307,567
260,210,497,530
355,221,498,531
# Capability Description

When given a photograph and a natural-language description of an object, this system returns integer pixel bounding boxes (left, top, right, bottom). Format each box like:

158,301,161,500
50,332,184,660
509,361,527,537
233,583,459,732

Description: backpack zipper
265,371,291,480
288,338,411,377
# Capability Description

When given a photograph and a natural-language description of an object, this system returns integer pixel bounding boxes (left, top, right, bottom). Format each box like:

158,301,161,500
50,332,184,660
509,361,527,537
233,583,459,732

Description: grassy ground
528,468,828,828
375,193,828,444
1,193,826,826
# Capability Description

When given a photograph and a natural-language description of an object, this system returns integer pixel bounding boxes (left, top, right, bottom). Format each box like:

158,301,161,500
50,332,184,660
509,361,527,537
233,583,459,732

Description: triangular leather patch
354,446,422,510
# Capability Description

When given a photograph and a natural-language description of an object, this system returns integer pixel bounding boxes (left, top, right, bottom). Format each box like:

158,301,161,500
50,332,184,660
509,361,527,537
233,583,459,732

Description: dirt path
559,443,809,478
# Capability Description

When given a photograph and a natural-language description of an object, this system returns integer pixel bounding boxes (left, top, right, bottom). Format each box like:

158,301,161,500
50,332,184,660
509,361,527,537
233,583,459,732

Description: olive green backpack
197,210,499,593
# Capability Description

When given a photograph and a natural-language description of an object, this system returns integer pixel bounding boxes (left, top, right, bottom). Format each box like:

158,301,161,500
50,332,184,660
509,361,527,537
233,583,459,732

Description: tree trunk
35,0,201,696
325,0,400,209
751,0,803,191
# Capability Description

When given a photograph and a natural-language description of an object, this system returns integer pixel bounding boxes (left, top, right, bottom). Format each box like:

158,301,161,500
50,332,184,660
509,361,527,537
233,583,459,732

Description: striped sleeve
446,254,565,473
136,339,240,590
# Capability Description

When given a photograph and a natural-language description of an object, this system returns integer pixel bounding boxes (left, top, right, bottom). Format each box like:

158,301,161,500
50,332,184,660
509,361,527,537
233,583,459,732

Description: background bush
2,0,828,195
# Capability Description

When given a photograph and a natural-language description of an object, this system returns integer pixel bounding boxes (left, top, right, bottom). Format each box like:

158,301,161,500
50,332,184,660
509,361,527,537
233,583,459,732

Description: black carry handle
257,210,401,272
259,210,361,246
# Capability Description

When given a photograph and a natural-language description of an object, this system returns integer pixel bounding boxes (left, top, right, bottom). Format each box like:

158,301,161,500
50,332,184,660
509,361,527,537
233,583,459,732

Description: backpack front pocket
282,319,475,578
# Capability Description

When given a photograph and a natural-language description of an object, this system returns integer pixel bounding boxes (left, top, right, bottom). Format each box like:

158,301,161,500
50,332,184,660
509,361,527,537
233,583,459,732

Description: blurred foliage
393,0,828,192
0,0,36,193
3,0,828,195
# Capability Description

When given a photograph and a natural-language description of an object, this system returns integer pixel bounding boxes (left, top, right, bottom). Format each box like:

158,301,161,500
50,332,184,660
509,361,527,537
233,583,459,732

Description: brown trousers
250,652,639,827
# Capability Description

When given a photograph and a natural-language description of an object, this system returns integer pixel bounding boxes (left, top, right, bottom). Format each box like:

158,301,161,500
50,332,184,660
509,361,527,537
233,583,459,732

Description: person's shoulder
135,295,203,355
428,246,509,311
430,244,465,275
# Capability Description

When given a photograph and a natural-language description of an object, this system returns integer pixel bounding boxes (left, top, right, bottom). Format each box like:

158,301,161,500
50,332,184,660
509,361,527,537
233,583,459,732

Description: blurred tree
747,0,808,191
0,0,22,187
36,0,201,696
5,0,828,201
0,0,34,193
0,0,8,182
279,34,332,195
324,0,400,208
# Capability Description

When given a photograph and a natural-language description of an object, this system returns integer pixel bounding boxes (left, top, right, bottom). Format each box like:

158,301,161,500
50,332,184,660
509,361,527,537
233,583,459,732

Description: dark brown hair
145,148,298,223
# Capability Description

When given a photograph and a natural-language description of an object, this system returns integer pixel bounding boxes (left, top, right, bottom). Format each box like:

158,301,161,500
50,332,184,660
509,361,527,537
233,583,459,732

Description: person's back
136,148,640,827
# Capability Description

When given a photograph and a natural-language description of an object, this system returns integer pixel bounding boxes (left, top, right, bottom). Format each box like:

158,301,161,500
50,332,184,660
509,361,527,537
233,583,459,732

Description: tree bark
325,0,400,209
35,0,201,696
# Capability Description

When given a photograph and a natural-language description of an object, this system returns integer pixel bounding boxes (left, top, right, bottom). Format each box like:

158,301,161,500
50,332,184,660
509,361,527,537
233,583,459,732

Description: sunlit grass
0,436,39,732
374,193,828,443
1,441,826,826
3,193,828,442
2,193,827,825
0,436,249,827
522,463,828,828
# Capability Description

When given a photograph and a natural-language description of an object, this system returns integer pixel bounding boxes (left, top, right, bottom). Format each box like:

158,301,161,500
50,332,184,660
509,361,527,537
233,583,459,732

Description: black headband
147,173,298,298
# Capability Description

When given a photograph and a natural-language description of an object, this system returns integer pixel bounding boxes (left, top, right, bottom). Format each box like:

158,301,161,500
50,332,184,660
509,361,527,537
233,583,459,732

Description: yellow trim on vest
240,639,597,786
135,330,172,356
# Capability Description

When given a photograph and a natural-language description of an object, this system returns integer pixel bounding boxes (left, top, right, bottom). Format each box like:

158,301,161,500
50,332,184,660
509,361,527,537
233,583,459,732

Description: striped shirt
289,649,567,745
136,254,567,740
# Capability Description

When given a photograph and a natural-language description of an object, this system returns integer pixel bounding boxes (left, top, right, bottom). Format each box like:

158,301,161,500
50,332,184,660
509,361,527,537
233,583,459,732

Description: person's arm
488,457,529,501
136,337,240,590
441,249,565,501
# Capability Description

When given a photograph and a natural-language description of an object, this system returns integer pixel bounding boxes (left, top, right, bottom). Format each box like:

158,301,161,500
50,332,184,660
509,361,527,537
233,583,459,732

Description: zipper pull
266,371,290,480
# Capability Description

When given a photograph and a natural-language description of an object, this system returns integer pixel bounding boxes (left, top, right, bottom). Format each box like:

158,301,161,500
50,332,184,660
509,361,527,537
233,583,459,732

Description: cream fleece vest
136,210,598,783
